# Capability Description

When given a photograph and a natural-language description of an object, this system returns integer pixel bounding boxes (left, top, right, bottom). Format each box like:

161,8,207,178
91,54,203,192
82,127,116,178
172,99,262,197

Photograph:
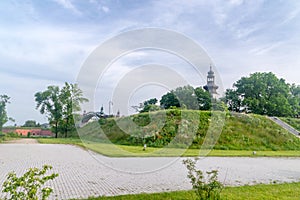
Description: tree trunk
55,121,58,138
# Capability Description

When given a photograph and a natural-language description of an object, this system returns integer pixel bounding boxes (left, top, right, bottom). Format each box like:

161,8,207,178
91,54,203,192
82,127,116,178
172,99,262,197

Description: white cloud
228,0,244,6
101,6,110,13
281,7,300,25
249,42,283,55
52,0,82,15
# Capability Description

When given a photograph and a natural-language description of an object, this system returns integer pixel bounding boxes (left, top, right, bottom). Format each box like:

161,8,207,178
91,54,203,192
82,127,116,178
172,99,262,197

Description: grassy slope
83,182,300,200
281,117,300,132
37,138,300,157
78,110,300,151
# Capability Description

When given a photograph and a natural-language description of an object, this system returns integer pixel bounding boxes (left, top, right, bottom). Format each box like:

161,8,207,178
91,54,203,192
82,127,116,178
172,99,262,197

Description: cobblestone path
0,144,300,199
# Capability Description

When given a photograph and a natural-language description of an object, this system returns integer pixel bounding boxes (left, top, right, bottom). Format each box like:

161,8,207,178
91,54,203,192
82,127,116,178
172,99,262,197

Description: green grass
281,117,300,132
0,133,21,143
83,182,300,200
37,138,300,157
37,137,84,146
78,110,300,151
37,110,300,157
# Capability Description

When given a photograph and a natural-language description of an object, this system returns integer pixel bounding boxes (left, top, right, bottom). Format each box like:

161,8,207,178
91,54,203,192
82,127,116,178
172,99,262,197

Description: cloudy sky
1,0,300,125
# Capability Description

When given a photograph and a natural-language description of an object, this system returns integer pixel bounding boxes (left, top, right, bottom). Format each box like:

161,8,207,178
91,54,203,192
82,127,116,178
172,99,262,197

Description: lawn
83,182,300,200
37,138,300,157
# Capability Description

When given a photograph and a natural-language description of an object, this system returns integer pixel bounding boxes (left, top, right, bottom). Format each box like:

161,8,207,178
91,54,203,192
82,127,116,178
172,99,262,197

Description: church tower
203,65,218,98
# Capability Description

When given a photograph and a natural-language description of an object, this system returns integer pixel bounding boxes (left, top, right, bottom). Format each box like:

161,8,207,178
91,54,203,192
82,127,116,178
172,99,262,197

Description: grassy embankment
281,117,300,132
38,110,300,157
82,182,300,200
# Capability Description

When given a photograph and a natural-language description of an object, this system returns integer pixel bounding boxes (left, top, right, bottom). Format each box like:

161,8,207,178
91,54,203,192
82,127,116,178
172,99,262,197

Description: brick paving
0,143,300,199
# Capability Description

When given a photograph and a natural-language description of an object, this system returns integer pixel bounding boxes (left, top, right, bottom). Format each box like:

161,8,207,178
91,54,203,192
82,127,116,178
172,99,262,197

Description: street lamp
109,101,113,116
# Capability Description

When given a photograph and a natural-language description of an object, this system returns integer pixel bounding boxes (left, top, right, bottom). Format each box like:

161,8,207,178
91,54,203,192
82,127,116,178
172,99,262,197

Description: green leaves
160,85,211,110
0,94,11,131
183,158,223,200
34,83,88,138
226,72,299,117
2,165,58,200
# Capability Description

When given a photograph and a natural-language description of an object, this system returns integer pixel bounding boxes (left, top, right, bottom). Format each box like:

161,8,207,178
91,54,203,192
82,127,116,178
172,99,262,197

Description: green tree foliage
140,98,160,113
160,85,211,110
173,85,198,109
23,120,39,127
225,72,296,117
35,86,62,138
59,83,88,138
35,83,88,138
160,91,180,109
195,87,212,110
2,165,58,200
224,89,241,112
289,84,300,116
0,95,12,131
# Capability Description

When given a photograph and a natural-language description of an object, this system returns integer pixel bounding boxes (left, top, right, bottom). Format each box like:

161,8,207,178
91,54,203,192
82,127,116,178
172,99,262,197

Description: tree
226,72,294,116
173,85,199,110
224,89,241,112
160,86,198,109
59,83,88,137
35,86,62,138
22,120,39,127
160,85,212,110
35,83,88,138
160,91,180,109
289,84,300,117
140,98,160,113
0,95,13,131
194,87,211,110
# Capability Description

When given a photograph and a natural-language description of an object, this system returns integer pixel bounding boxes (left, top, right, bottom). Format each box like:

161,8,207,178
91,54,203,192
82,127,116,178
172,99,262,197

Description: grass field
281,117,300,132
83,182,300,200
78,111,300,151
37,138,300,157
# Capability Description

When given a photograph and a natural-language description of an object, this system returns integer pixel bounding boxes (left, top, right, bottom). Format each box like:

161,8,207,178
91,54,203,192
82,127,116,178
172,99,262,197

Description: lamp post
109,101,113,116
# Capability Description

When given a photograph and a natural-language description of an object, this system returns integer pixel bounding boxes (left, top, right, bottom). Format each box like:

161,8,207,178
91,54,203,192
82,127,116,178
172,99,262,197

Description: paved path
0,143,300,199
4,138,38,144
268,116,300,138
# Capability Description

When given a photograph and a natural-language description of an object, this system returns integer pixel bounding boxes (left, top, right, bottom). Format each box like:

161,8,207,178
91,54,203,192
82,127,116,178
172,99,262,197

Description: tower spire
203,65,218,98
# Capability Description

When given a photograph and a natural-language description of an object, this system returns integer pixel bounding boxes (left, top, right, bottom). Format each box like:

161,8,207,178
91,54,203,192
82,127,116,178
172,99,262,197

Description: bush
183,158,223,200
2,165,58,200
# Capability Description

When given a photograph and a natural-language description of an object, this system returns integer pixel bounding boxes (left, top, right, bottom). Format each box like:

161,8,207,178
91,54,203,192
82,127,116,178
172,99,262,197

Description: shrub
2,165,58,200
183,158,223,200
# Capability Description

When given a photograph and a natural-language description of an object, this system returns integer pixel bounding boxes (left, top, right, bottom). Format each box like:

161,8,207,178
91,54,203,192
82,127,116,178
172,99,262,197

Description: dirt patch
4,138,38,144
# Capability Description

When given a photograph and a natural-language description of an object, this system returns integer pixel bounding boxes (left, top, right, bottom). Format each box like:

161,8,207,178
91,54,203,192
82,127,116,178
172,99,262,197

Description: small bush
183,158,223,200
2,165,58,200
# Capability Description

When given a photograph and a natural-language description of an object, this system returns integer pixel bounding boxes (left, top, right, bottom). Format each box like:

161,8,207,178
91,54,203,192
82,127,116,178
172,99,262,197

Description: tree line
138,72,300,117
0,72,299,137
137,85,214,113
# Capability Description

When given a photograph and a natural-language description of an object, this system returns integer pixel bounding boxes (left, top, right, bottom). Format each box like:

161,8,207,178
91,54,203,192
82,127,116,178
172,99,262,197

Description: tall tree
35,86,62,138
35,83,88,138
173,85,199,110
0,95,11,131
60,83,88,137
227,72,293,116
224,89,241,112
289,84,300,116
194,87,211,110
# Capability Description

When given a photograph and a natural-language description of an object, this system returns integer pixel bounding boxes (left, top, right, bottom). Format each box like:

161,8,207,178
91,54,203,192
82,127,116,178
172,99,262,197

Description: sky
1,0,300,126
